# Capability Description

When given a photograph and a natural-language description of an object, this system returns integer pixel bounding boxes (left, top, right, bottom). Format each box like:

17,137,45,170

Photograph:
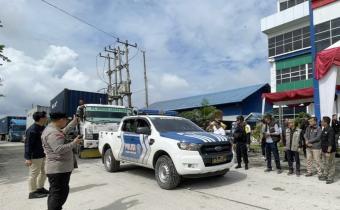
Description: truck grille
93,133,99,140
199,142,233,167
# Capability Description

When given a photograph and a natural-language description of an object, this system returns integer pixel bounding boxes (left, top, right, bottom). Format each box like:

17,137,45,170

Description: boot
28,191,47,199
287,170,293,175
235,165,242,169
264,168,272,172
245,164,249,170
296,171,301,177
326,179,334,184
36,188,49,194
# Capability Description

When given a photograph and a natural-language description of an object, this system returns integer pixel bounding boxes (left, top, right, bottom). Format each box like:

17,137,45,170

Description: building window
315,17,340,52
276,63,311,85
279,0,308,11
307,63,313,79
268,26,310,57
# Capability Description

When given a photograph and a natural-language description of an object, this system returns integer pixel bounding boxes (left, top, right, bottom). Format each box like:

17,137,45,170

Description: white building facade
261,0,340,118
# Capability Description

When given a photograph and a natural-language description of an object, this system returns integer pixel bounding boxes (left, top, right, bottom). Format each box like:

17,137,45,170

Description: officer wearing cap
41,112,81,210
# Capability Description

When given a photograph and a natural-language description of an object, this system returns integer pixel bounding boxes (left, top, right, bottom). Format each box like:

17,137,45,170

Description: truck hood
159,132,230,144
90,123,119,132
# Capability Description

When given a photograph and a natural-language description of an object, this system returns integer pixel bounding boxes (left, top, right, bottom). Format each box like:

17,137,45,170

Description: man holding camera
206,118,226,136
41,113,82,210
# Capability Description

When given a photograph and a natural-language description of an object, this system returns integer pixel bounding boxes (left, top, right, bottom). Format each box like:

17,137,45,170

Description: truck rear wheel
155,155,181,190
103,148,120,172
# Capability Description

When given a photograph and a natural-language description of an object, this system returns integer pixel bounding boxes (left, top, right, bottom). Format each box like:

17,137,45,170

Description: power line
40,0,118,39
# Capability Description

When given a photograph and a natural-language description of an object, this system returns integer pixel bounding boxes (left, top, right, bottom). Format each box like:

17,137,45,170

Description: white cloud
0,46,102,117
0,0,276,115
160,73,189,90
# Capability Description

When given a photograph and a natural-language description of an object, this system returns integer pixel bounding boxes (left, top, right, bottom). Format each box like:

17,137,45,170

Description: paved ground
1,141,340,210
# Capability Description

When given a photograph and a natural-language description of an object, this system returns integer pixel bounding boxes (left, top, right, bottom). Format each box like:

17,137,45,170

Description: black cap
49,112,67,120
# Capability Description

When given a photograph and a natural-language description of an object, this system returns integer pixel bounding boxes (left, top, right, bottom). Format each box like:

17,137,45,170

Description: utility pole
117,46,124,106
142,50,149,108
104,47,119,105
99,53,114,105
117,38,137,108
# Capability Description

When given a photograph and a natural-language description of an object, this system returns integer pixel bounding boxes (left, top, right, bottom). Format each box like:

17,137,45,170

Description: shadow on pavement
0,143,28,185
180,170,247,190
94,194,141,210
70,183,108,194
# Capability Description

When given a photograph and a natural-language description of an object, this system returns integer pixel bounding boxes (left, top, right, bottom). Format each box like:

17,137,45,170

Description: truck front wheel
103,148,120,172
155,155,181,190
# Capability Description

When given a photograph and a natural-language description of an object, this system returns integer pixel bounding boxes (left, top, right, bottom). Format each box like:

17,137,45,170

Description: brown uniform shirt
41,122,76,174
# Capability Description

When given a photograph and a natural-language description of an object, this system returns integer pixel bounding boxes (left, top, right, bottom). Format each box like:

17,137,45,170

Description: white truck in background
77,104,132,157
26,105,50,129
98,115,234,189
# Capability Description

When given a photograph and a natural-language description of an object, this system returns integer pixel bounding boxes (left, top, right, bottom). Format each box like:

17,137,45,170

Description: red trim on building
312,0,337,9
315,47,340,80
262,86,340,104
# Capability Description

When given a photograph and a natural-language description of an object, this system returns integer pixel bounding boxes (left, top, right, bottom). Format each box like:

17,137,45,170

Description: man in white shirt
213,122,226,136
206,119,226,136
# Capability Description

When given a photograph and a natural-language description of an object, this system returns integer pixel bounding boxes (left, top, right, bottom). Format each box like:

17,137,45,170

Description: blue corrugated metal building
149,84,272,121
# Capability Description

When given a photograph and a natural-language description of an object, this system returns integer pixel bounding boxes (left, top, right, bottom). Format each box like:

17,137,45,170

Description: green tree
179,99,221,128
0,21,10,98
0,21,11,64
0,44,11,64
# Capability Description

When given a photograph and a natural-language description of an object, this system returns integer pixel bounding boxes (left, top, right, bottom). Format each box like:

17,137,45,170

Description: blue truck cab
0,117,26,142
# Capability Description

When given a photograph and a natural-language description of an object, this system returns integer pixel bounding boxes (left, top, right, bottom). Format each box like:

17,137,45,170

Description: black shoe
277,169,282,174
36,188,49,194
305,173,313,177
296,171,301,177
245,165,249,170
28,192,47,199
326,179,334,184
287,170,293,175
319,176,327,181
235,165,242,169
264,168,272,172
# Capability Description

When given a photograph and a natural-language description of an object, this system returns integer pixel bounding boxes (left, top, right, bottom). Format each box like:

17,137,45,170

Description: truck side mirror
136,127,151,135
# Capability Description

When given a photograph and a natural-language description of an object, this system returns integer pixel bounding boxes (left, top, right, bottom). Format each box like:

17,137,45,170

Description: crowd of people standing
207,113,338,184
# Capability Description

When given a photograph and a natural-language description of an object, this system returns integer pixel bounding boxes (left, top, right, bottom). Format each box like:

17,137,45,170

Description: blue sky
0,0,276,117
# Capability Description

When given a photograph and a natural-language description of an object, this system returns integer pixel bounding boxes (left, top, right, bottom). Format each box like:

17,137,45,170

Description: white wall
270,61,277,93
261,1,309,34
313,1,340,25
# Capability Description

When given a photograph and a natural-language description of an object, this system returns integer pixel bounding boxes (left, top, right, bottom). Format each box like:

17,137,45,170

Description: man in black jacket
332,114,340,157
233,116,248,170
319,116,336,184
25,111,49,199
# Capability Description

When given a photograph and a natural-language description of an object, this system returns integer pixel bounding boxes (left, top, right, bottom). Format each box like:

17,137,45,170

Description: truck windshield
85,107,131,123
11,125,26,132
150,117,204,133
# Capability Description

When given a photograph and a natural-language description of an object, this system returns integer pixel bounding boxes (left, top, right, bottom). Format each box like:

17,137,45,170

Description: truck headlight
177,142,201,151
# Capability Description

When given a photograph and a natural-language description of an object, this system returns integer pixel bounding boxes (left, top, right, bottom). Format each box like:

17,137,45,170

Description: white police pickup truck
98,115,233,189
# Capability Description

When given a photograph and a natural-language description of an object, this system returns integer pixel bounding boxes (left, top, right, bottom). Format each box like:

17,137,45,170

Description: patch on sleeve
54,133,65,140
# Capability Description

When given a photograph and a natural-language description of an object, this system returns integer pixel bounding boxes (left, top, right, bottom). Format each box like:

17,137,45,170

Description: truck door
119,118,151,165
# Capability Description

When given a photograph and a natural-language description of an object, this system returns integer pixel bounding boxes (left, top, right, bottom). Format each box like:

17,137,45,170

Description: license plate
212,155,227,164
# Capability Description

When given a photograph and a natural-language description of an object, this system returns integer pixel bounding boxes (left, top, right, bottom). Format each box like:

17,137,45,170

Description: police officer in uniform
41,113,81,210
233,116,249,170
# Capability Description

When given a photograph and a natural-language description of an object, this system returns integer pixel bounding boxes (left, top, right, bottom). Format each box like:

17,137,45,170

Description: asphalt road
1,141,340,210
